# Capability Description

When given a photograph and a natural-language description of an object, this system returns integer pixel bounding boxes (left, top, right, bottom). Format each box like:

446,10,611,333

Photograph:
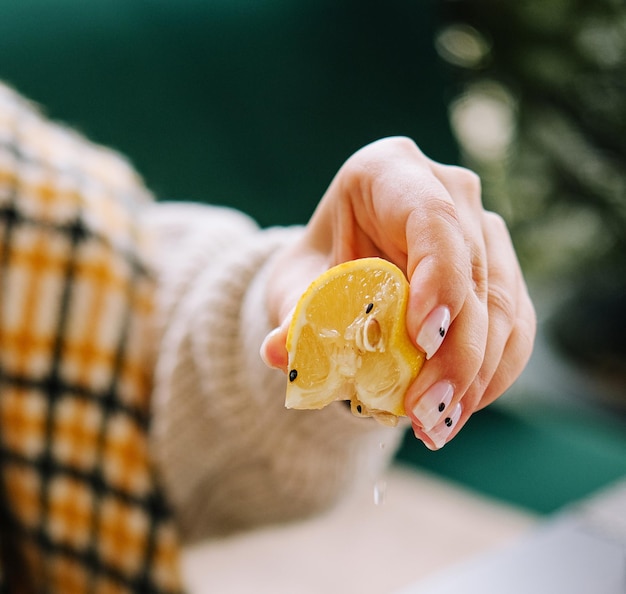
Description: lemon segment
285,258,425,425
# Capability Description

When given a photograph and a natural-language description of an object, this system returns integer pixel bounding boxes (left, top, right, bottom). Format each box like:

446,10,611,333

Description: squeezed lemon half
285,257,425,426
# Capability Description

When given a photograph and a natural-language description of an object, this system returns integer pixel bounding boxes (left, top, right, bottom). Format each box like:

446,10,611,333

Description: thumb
259,307,294,373
260,246,329,372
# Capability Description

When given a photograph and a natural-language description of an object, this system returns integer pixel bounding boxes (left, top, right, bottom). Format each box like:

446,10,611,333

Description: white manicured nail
416,306,450,359
411,380,454,432
425,402,462,450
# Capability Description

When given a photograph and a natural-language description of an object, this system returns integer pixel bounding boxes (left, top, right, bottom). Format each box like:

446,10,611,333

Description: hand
261,137,536,449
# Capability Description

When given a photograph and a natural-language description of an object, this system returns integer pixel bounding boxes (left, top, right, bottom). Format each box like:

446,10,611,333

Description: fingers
301,136,490,379
259,136,535,449
335,138,486,342
471,212,536,410
406,289,487,449
398,153,492,450
405,210,536,449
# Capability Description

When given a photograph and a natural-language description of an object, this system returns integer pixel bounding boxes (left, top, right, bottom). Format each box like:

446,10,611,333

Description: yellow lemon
285,257,425,426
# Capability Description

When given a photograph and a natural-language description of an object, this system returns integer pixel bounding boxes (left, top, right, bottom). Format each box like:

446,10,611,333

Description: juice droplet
373,441,388,504
373,479,387,506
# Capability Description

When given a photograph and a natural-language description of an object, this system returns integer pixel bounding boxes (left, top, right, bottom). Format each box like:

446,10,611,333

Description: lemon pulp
285,258,424,426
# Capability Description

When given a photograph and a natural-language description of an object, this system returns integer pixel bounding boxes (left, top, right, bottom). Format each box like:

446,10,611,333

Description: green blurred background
2,0,623,515
0,0,456,226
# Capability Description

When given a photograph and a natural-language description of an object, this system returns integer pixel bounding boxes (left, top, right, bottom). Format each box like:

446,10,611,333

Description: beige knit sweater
145,202,403,542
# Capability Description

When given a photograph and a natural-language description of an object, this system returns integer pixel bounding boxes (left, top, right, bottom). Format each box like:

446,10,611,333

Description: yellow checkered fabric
0,84,183,593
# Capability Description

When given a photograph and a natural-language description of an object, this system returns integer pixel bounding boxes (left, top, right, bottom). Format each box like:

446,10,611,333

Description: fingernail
411,380,454,432
424,402,462,450
416,306,450,359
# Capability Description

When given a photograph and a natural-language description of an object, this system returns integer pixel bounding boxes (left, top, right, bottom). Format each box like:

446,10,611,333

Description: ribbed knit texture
147,204,403,542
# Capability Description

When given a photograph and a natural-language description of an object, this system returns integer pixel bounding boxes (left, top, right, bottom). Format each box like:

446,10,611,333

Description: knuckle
343,137,424,191
354,136,420,165
515,308,538,359
456,167,482,195
378,135,418,154
440,165,482,206
477,309,537,408
423,197,463,234
484,209,505,227
487,283,517,325
463,376,489,411
470,242,489,299
483,210,511,237
411,200,474,291
457,336,486,379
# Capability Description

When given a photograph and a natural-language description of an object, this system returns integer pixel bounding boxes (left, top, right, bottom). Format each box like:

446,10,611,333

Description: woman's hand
261,137,536,449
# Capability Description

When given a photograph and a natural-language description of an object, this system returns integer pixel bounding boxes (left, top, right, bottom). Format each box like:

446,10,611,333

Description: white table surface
182,464,537,594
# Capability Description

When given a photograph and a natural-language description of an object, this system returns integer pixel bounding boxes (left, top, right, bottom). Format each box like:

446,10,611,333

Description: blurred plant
436,0,626,282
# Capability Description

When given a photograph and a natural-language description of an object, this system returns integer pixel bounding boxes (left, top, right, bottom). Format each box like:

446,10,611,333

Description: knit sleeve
145,202,404,543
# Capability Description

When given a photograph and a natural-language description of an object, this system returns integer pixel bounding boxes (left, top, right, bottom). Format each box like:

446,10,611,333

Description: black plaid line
0,514,178,594
0,372,149,431
43,370,130,446
131,490,176,594
34,209,91,591
0,448,172,522
84,240,163,593
0,202,20,231
0,472,32,594
0,202,153,282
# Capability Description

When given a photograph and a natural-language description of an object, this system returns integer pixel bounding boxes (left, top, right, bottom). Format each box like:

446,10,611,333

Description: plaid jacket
0,84,183,592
